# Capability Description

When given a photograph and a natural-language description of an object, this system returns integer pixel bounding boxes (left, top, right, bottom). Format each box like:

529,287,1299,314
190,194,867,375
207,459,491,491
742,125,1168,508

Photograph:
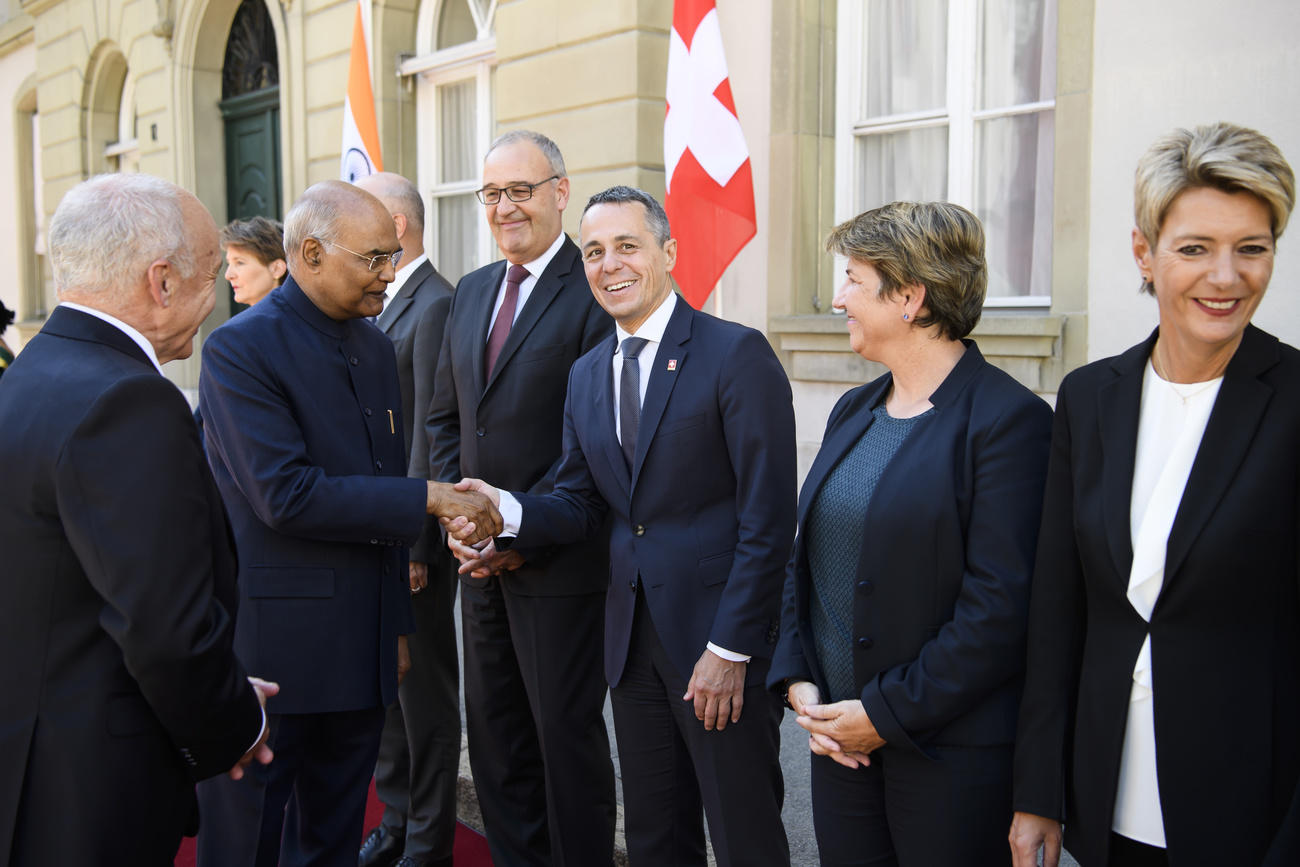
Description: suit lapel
630,299,692,488
796,379,891,528
1163,325,1278,582
470,261,507,398
1097,334,1153,583
377,260,432,332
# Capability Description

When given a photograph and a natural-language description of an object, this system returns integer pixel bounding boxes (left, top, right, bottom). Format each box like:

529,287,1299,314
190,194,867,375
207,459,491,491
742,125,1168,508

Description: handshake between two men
427,478,503,551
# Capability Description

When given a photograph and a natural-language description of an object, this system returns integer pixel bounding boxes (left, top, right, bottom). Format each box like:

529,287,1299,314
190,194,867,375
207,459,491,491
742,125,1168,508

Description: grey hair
487,130,567,177
582,186,672,245
48,173,196,298
283,187,344,268
355,172,424,233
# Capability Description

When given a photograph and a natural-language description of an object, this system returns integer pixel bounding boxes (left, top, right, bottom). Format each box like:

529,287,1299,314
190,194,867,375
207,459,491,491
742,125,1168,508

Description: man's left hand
409,560,428,593
683,649,747,731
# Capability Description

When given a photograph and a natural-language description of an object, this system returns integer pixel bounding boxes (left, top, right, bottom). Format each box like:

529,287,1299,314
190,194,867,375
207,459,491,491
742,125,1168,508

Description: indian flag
340,0,382,181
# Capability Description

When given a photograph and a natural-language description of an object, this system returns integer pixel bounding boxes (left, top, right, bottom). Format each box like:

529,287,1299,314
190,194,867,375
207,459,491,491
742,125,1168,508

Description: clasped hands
438,478,524,577
787,681,885,769
426,479,502,546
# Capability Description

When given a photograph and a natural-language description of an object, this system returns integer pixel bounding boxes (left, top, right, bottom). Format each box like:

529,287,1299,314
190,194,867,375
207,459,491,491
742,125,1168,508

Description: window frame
834,0,1056,307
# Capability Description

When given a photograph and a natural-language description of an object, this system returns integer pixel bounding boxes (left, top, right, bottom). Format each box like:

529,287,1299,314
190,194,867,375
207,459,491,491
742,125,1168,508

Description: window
104,72,139,173
836,0,1056,304
405,0,497,284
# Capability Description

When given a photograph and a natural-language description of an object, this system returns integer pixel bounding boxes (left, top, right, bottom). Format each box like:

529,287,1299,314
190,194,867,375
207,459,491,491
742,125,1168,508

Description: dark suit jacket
0,307,262,862
378,259,454,562
1013,325,1300,866
425,235,613,595
769,342,1051,754
513,298,797,687
200,277,425,716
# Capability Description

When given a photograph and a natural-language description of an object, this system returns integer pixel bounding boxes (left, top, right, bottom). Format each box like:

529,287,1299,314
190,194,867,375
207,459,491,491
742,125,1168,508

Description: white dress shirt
383,251,429,311
1113,360,1222,846
486,232,566,338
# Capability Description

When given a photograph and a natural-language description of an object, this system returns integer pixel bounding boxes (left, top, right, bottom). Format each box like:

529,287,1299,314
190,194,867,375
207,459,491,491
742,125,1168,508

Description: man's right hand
228,677,279,780
426,480,502,545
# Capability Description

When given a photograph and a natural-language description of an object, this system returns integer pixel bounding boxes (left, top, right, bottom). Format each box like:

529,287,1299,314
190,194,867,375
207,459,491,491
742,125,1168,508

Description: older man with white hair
0,173,275,865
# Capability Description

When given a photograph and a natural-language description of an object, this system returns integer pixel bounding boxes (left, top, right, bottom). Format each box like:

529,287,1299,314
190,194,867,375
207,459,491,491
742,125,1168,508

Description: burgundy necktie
485,264,529,376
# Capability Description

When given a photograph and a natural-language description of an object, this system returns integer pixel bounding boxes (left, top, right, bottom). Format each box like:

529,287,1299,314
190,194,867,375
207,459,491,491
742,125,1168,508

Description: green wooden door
221,86,281,316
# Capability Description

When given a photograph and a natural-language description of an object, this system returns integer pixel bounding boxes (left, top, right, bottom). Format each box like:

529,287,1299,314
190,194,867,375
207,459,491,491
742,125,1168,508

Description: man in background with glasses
424,131,616,867
195,180,500,867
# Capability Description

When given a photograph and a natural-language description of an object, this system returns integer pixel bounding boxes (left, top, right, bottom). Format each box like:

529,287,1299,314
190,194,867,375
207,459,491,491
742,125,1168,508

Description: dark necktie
486,264,529,376
619,337,648,469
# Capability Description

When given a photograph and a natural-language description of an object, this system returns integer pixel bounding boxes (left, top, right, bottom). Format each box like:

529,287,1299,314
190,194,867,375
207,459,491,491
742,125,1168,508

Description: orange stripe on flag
347,2,382,172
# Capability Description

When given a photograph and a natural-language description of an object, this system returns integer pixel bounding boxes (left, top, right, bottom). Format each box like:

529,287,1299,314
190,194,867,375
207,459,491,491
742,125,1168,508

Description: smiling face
831,258,907,362
1136,186,1274,371
482,140,569,265
580,201,677,332
224,244,284,306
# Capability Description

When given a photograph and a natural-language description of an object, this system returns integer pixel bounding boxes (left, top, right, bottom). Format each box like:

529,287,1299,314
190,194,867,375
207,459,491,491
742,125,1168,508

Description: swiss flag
664,0,756,310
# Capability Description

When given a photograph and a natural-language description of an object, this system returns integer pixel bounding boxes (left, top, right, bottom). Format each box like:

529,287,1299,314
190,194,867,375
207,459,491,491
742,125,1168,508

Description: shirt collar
615,291,678,352
513,232,567,282
386,252,429,303
59,301,164,373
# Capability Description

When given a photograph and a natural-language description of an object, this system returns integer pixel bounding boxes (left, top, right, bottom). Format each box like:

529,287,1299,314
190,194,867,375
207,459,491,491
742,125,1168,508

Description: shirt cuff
246,705,268,754
707,642,751,663
497,490,521,538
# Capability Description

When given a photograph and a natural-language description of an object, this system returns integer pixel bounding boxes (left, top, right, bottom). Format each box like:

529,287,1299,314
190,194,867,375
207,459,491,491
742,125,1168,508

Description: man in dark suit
451,186,796,867
196,180,499,867
0,173,273,865
425,130,616,866
353,172,461,867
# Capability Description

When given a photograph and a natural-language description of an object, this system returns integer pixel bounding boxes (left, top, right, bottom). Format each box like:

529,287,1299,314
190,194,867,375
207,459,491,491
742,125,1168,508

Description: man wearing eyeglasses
195,180,501,867
424,131,616,867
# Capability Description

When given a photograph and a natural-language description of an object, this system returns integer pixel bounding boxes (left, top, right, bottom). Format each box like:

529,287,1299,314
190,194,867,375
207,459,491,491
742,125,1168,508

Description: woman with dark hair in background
771,201,1052,865
1011,122,1300,867
222,216,286,307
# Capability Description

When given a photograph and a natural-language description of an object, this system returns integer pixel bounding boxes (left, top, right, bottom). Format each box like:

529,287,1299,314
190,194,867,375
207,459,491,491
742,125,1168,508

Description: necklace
1150,342,1226,405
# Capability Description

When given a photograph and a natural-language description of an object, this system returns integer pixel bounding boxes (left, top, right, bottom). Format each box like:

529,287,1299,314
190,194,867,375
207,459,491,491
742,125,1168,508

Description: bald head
354,172,425,261
283,180,401,320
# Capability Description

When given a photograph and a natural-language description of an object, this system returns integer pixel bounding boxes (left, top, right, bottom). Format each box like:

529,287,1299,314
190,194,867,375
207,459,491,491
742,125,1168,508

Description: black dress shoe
392,857,452,867
358,825,405,867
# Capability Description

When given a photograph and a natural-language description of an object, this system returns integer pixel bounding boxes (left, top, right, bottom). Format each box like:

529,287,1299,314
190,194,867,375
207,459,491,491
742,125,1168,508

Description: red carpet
174,778,492,865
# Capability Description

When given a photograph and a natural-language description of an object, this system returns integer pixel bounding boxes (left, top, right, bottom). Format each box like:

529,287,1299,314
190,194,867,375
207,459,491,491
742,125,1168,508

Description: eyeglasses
331,242,404,272
475,175,560,205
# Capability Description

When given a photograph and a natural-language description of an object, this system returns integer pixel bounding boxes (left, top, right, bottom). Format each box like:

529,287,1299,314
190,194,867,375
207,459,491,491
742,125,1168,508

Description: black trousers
611,586,789,867
460,573,615,867
1108,832,1169,867
373,557,461,860
196,707,385,867
808,742,1013,866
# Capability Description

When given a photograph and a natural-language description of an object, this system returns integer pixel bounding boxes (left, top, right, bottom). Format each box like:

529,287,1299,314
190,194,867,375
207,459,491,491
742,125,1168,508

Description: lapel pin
666,359,678,371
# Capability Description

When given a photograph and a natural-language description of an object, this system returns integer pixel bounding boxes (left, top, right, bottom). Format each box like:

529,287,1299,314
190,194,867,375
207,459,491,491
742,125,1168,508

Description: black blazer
769,341,1052,754
1013,325,1300,866
0,308,262,861
425,235,613,596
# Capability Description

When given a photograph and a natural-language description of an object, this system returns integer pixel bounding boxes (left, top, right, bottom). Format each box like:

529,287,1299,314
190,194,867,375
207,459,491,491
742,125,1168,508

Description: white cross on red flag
664,0,756,310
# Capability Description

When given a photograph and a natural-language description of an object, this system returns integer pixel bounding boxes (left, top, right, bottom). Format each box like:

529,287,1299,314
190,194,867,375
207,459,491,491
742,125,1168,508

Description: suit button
364,407,373,416
629,581,637,591
350,356,359,365
375,460,383,470
476,427,486,437
857,636,874,649
857,580,874,594
633,524,645,536
370,538,379,545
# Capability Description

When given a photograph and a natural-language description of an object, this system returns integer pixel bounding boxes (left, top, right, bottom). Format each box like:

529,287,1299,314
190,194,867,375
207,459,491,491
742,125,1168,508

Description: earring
1139,276,1154,294
902,313,909,321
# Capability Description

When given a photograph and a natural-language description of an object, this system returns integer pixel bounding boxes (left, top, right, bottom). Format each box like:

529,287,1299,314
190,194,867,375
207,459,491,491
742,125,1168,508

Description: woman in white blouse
1009,122,1300,867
